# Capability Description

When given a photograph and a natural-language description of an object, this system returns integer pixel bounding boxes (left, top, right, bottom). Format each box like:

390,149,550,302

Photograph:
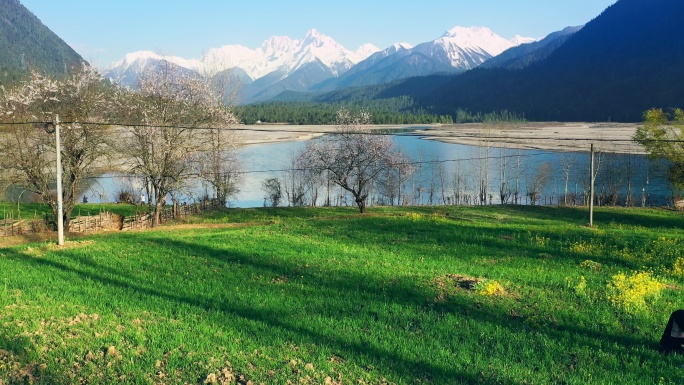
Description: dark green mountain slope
0,0,85,84
419,0,684,122
313,0,682,122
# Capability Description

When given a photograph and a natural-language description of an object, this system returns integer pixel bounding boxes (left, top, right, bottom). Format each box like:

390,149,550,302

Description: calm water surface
81,128,673,208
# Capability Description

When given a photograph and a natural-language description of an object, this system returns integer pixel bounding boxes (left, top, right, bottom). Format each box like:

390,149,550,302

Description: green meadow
1,205,684,384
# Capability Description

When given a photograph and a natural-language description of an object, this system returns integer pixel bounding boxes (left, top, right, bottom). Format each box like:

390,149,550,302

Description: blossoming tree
0,65,114,229
117,62,240,225
298,108,413,213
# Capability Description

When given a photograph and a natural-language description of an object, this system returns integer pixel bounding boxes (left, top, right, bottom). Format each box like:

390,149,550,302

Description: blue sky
21,0,617,68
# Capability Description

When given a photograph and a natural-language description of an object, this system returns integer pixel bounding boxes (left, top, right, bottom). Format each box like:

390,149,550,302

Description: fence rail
1,199,224,237
69,211,120,233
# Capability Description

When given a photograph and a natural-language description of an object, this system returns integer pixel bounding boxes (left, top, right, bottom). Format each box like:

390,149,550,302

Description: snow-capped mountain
105,29,379,103
107,29,378,82
411,26,536,70
105,51,203,87
311,26,536,92
105,26,535,104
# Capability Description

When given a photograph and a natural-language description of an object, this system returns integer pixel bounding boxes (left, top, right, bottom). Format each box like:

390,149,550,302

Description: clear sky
20,0,617,68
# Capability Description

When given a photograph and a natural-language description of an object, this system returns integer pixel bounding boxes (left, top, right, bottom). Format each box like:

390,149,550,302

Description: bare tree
283,148,308,206
528,162,554,205
117,62,239,225
196,69,242,206
298,108,411,213
0,66,114,230
596,153,625,206
261,178,282,207
560,153,578,205
475,133,492,205
376,148,412,206
194,124,242,206
450,165,469,205
497,147,514,205
436,158,449,205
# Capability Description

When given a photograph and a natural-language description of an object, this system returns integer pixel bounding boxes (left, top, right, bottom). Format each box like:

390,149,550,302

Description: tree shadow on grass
489,205,684,230
2,246,518,384
302,213,646,272
2,222,680,384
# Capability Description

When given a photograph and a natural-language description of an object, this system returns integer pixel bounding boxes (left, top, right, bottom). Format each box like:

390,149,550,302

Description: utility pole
55,115,65,245
589,143,595,227
41,115,65,245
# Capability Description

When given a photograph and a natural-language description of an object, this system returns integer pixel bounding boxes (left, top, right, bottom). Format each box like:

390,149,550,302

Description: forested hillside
0,0,85,84
418,0,684,122
296,0,684,123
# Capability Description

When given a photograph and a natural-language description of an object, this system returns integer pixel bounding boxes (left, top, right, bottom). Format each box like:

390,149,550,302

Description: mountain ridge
401,0,684,122
104,26,534,104
0,0,86,83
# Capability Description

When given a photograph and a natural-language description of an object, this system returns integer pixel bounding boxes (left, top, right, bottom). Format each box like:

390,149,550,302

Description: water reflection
70,130,674,208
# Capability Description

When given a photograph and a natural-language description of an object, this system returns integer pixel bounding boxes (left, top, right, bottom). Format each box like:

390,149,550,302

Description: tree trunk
355,198,366,213
154,201,164,227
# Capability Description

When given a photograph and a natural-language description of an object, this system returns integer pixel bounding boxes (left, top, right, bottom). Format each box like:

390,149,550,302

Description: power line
81,150,565,181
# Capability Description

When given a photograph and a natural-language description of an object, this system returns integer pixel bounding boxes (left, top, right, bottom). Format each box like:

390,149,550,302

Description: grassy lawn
0,202,145,220
1,205,684,384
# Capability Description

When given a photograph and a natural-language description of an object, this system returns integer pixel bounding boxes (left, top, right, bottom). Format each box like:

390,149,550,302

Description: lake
78,127,674,208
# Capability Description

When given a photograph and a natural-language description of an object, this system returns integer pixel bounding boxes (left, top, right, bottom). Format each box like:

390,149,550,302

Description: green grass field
0,202,145,220
1,205,684,384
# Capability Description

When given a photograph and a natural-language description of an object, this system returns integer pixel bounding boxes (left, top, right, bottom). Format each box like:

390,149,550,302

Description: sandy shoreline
234,122,644,154
235,124,414,145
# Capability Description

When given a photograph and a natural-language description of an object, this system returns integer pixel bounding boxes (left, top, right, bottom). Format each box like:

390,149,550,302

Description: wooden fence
69,211,121,233
1,198,225,237
121,212,152,231
1,218,33,236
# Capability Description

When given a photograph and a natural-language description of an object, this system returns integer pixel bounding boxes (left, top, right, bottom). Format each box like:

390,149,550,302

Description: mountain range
291,0,684,122
104,27,535,104
6,0,679,123
412,0,684,122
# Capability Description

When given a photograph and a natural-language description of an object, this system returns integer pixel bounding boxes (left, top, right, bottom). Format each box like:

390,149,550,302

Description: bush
606,271,665,314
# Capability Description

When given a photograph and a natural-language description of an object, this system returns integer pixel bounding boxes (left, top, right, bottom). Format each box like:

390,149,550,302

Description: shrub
115,185,136,204
566,275,588,297
606,271,665,314
474,279,506,296
579,260,602,270
671,257,684,277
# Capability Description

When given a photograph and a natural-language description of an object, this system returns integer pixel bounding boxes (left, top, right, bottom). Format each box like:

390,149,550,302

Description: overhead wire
78,150,596,181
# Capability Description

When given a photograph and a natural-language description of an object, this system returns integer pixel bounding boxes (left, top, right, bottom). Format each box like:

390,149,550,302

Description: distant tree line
454,109,527,123
236,100,453,125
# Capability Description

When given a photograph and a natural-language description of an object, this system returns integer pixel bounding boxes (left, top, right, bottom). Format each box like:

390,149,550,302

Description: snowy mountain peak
262,35,298,53
438,26,532,57
351,43,381,62
302,28,341,48
108,50,159,70
510,34,539,46
440,26,509,55
377,43,413,56
305,28,323,38
394,42,414,50
443,26,491,38
108,50,202,73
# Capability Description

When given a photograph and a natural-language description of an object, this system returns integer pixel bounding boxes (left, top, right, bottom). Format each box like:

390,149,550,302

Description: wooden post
589,144,595,227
